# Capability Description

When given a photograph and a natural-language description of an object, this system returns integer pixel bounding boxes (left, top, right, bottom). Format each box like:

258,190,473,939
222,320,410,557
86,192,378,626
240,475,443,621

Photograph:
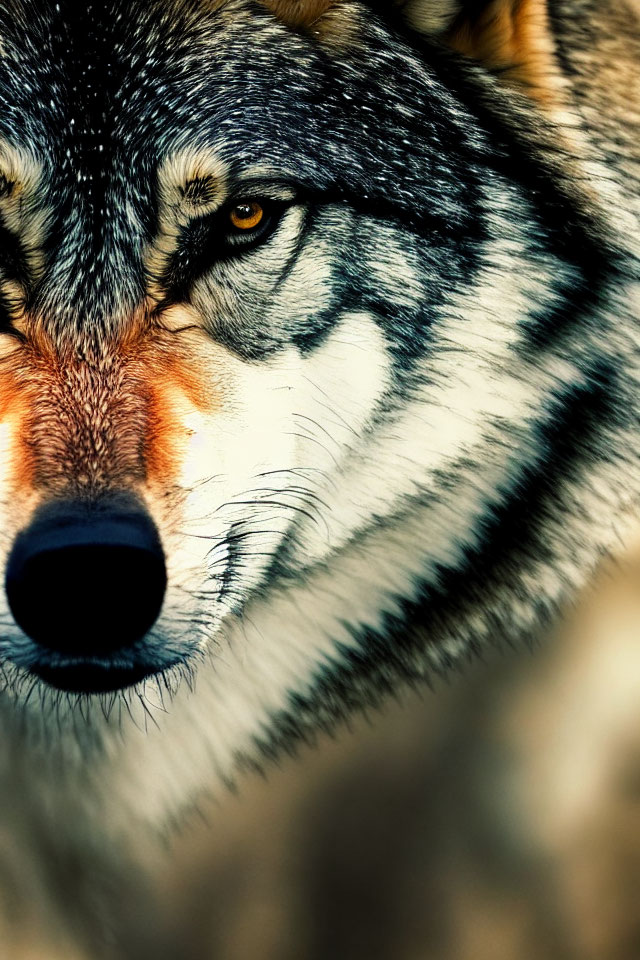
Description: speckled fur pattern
0,0,635,882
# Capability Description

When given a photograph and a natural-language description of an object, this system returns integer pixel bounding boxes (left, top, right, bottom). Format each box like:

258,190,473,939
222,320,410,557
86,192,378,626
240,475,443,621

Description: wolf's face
0,0,633,802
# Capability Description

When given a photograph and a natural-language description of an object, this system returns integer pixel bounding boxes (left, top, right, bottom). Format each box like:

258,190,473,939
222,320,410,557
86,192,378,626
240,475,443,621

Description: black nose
6,500,166,659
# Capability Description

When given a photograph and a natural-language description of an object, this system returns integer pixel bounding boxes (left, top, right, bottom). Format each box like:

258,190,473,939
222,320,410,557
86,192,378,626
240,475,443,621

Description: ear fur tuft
259,0,339,30
401,0,462,35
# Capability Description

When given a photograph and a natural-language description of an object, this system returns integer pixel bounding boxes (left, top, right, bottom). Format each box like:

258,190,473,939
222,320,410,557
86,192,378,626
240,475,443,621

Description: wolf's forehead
0,0,310,329
0,2,221,153
0,0,313,133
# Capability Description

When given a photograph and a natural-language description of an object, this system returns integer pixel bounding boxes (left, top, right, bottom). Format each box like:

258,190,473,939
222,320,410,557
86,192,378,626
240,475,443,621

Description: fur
0,0,636,943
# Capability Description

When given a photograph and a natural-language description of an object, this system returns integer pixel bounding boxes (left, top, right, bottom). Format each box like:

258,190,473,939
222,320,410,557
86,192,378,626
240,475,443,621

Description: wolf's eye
229,201,264,232
219,197,285,251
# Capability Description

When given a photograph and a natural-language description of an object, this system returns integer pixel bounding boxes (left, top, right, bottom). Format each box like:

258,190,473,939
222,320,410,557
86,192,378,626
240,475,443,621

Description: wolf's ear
265,1,557,100
401,0,557,100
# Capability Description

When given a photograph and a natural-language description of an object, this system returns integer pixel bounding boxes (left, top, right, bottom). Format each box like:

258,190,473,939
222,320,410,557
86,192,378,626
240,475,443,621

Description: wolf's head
0,0,635,821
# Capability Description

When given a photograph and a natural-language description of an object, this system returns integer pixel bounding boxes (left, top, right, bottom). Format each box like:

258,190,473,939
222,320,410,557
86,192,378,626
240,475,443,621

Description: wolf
0,0,636,945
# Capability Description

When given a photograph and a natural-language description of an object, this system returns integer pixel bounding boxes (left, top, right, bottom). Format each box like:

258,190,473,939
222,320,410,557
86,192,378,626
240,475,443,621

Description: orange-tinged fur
0,311,227,511
446,0,561,103
0,367,37,498
135,324,227,489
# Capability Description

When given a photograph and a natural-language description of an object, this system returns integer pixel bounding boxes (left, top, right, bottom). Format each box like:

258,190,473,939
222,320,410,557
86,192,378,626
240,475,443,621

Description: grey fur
0,0,636,948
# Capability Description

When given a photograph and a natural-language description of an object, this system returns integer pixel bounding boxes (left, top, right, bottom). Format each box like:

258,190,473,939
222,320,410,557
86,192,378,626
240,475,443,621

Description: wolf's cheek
137,328,305,609
141,325,301,496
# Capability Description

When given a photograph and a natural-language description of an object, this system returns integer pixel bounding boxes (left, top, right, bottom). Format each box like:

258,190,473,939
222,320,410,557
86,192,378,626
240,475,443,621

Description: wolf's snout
4,500,167,691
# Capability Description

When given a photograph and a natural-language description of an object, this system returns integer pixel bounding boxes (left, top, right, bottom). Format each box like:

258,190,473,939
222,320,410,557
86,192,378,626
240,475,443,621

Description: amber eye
229,201,264,231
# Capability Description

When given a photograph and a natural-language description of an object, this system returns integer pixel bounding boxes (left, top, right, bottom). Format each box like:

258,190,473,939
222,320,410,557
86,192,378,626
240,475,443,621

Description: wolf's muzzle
5,498,169,693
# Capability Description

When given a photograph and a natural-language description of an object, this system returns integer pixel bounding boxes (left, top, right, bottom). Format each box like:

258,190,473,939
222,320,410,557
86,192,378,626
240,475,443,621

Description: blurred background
4,542,640,959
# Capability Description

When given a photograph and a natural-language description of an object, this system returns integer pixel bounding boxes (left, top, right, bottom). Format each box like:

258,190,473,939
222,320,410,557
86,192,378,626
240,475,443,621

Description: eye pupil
229,201,264,230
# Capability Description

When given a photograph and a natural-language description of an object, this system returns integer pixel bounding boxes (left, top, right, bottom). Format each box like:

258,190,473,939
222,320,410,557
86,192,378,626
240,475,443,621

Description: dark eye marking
157,196,289,300
0,221,32,333
0,287,17,335
0,175,15,200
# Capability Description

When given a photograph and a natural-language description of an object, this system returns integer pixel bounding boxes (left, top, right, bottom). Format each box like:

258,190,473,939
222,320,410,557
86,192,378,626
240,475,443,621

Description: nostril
5,505,167,657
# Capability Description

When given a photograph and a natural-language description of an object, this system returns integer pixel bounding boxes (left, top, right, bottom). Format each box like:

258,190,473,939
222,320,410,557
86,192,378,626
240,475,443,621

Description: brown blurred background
4,543,640,959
